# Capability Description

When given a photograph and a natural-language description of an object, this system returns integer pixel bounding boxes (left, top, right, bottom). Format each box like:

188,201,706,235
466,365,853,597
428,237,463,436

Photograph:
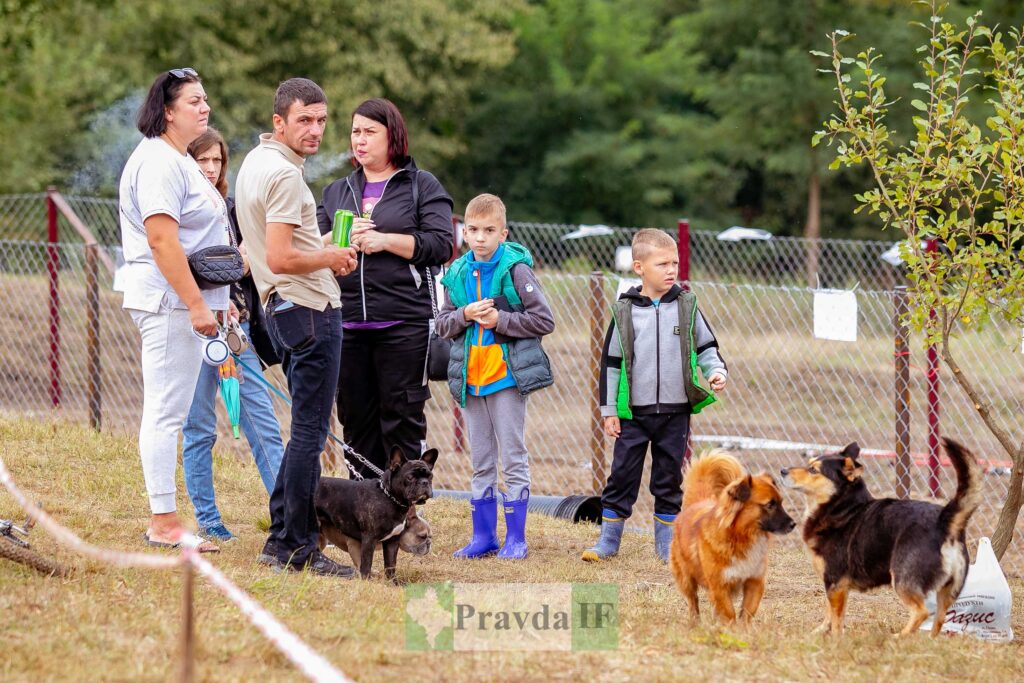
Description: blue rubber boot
497,488,529,560
453,487,500,559
654,513,676,563
581,509,625,562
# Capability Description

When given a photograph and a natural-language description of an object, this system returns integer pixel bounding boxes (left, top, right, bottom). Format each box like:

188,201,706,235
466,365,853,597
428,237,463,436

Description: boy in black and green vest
435,193,555,560
583,229,727,563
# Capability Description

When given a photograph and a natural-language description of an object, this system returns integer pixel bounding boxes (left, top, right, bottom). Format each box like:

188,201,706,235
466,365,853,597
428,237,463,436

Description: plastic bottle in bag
921,537,1014,641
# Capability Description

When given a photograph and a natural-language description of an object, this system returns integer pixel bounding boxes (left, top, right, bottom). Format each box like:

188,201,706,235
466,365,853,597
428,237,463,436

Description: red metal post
46,188,61,408
925,238,941,496
678,219,692,464
677,218,690,283
447,214,466,453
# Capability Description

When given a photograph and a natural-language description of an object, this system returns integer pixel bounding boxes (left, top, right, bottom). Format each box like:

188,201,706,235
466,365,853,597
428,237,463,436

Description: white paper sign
813,289,858,342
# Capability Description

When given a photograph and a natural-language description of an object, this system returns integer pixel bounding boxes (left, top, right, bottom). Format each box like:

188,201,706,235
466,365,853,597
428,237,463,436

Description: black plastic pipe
433,489,601,525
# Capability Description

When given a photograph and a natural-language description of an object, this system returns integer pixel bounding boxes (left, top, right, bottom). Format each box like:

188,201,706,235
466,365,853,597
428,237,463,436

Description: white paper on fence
812,289,858,342
921,537,1015,641
615,277,641,298
614,246,633,272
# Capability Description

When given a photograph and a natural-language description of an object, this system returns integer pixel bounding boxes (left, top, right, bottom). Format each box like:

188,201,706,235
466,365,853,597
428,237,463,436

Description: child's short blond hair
631,228,677,261
464,193,507,229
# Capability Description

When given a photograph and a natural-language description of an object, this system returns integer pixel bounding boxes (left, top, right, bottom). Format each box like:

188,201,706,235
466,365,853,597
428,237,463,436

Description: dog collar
378,477,410,510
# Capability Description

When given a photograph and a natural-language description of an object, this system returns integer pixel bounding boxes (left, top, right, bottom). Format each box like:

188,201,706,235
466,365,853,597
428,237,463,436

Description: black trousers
601,412,690,518
336,321,430,477
264,299,342,565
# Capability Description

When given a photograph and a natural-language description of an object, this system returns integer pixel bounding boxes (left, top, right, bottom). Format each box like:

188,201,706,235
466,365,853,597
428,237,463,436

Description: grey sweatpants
463,388,531,500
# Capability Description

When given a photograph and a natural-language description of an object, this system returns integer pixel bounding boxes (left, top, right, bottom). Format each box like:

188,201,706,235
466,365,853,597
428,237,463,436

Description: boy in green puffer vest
434,194,555,560
582,229,728,563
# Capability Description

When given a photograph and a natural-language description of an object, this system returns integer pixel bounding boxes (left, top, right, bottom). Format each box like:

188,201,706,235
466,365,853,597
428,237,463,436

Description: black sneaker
256,552,285,569
292,551,356,579
256,540,286,569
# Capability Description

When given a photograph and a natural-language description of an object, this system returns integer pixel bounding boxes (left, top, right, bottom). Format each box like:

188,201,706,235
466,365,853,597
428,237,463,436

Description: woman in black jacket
317,98,454,475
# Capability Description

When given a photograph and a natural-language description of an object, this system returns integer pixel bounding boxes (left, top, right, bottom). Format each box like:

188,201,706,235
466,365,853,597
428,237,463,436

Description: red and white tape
183,540,353,683
1,453,352,683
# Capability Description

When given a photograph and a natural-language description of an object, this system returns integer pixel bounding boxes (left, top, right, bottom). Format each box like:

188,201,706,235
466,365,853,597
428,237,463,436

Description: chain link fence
1,193,1022,572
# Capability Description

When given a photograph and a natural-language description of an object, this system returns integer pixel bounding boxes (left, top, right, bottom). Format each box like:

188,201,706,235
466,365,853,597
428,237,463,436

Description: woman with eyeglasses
118,68,233,553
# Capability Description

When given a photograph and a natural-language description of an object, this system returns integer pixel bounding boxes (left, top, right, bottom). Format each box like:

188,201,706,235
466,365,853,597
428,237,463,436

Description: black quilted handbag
188,244,244,290
426,266,450,381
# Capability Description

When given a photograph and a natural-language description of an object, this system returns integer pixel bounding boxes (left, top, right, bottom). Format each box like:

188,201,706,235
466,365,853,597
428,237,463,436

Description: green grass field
2,419,1023,682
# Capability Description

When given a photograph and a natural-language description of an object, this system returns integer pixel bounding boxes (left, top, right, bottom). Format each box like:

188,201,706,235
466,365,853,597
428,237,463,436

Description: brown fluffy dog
669,449,796,625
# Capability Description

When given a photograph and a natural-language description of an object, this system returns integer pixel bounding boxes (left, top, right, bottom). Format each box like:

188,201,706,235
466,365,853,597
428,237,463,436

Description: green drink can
332,209,354,247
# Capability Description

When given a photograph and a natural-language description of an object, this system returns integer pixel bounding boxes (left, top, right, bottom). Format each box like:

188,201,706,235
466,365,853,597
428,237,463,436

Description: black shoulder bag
426,266,450,381
411,171,452,381
187,210,244,291
120,203,243,291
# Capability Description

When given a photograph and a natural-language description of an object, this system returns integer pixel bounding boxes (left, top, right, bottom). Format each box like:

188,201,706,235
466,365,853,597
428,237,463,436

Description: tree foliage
818,0,1024,557
2,0,1023,236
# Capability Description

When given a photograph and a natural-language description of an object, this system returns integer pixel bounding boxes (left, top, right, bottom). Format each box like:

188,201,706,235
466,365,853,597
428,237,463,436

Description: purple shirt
345,179,402,330
360,179,387,218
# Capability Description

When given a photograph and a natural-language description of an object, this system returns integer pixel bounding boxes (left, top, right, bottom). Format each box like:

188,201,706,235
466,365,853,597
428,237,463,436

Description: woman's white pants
129,307,205,514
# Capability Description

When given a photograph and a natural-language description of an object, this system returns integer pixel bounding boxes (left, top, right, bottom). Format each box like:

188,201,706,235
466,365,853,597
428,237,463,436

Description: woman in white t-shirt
118,68,231,552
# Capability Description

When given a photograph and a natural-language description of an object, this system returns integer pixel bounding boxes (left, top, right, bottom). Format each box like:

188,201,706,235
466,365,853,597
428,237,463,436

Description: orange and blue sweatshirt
436,242,555,404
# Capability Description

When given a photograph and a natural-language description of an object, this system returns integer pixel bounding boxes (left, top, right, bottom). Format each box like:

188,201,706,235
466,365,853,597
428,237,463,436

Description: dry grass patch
1,418,1023,682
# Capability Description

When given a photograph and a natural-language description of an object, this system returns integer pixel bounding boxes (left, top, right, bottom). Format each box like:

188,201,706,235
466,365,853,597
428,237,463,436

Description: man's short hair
274,78,326,120
632,228,677,261
465,193,507,229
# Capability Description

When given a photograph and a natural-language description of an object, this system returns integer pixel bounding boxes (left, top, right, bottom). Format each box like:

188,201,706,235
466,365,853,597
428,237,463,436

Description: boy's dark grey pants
463,388,531,500
601,412,690,518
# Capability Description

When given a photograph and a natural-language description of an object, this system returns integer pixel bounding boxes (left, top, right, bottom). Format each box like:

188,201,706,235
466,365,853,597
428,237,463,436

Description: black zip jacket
316,157,454,322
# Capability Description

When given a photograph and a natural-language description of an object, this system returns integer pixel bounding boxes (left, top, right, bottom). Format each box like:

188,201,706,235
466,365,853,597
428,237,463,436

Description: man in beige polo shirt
236,77,358,577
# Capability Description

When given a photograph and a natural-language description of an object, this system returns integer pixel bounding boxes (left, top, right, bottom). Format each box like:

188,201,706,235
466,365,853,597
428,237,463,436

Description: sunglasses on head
168,67,198,79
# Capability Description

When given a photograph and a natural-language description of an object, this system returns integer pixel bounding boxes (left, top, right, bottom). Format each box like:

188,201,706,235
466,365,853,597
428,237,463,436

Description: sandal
142,532,220,554
142,531,180,549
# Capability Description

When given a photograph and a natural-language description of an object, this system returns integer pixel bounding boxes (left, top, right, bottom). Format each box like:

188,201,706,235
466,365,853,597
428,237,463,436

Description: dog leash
231,354,385,480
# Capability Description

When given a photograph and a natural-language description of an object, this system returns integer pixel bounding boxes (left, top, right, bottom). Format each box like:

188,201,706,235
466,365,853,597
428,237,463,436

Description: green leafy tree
2,0,521,196
450,0,731,226
0,0,137,193
818,1,1024,558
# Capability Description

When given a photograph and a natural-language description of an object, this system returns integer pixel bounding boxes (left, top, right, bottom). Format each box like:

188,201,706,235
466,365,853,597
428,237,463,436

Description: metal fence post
85,244,102,430
46,187,61,408
452,404,466,454
588,271,607,494
893,286,911,498
925,238,941,497
677,218,690,283
449,214,466,454
677,219,693,465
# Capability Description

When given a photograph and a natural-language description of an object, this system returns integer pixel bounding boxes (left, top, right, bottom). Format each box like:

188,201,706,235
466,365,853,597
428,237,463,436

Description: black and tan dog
781,438,981,637
315,446,438,580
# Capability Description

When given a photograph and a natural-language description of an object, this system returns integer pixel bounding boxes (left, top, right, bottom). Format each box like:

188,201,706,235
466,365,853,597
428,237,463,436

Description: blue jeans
182,320,285,530
263,296,343,565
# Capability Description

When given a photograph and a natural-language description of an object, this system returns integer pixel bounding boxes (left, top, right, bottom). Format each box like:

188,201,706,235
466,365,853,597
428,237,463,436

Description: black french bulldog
314,446,438,580
318,505,432,573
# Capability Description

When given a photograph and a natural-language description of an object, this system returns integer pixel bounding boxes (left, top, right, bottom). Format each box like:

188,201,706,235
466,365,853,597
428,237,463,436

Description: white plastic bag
921,537,1014,641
